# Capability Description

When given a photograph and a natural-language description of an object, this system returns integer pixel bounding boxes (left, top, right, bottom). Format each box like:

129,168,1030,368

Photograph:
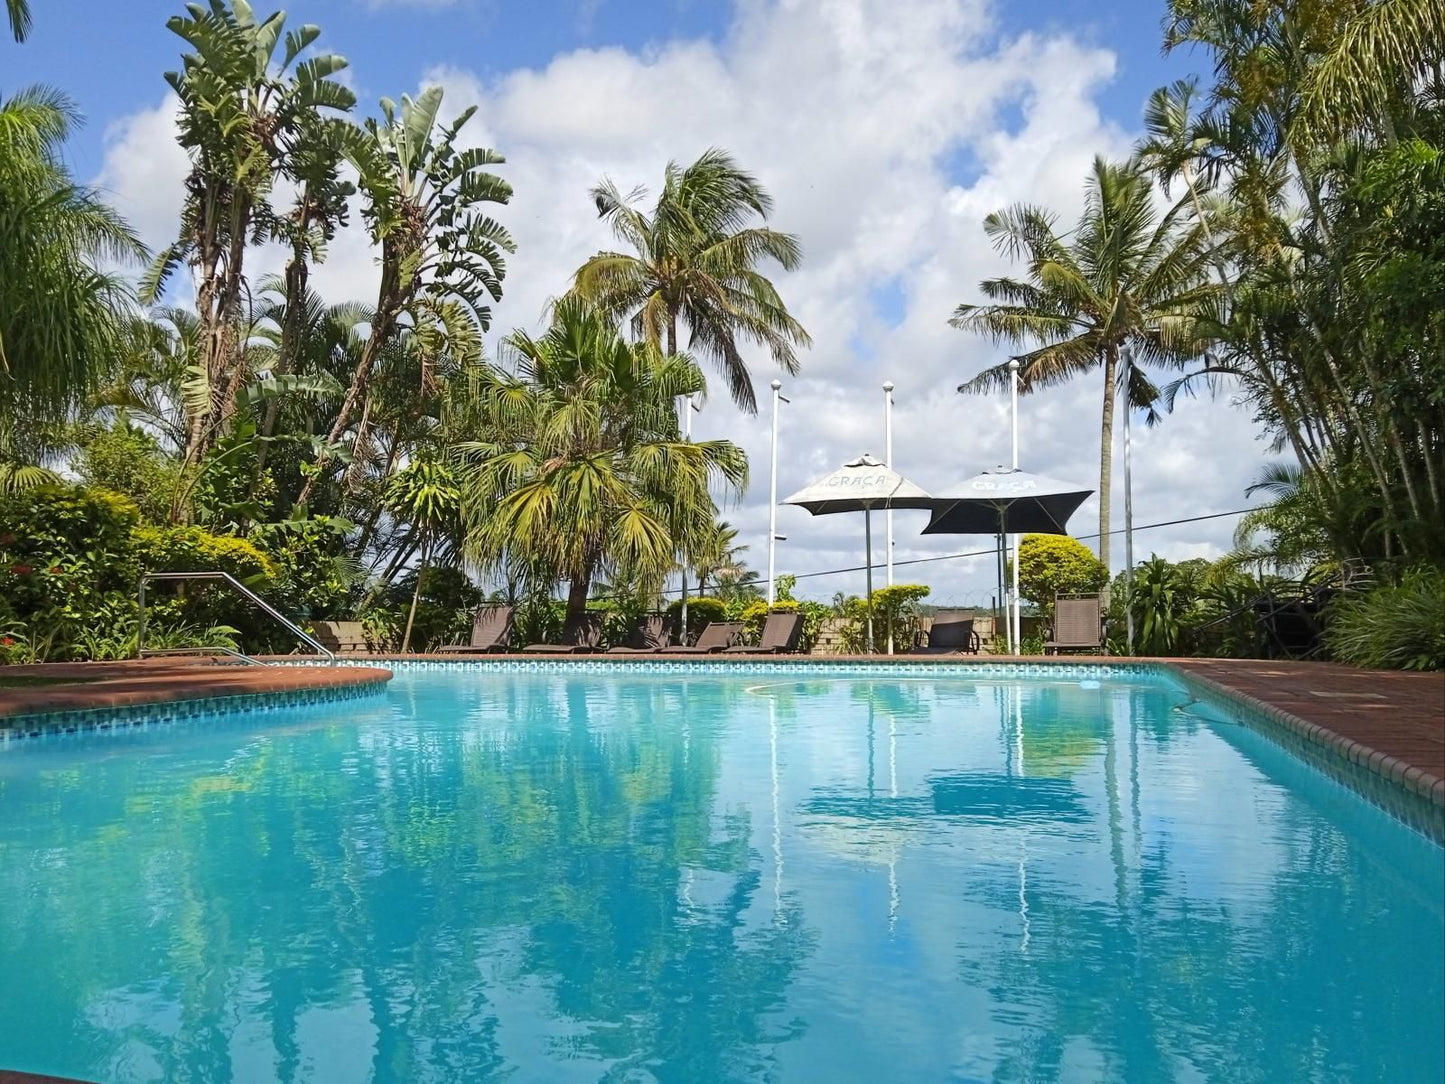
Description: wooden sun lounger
660,621,742,654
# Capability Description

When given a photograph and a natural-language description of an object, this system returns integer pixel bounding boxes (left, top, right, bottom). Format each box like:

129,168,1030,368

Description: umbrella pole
997,525,1007,654
865,507,874,654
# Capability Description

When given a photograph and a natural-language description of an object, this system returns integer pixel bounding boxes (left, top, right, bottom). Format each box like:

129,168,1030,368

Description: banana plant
295,85,514,507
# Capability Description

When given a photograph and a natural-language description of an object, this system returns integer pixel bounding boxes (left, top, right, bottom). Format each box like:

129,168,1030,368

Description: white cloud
94,0,1271,603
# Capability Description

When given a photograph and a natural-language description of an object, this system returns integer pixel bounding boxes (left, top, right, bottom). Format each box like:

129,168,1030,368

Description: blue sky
10,0,1198,188
6,0,1258,603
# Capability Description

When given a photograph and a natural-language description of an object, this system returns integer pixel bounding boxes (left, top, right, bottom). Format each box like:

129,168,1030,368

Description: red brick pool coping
0,657,391,720
2,654,1439,812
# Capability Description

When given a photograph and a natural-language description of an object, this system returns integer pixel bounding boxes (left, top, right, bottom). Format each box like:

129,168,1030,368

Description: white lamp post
883,381,895,653
1123,344,1136,655
1009,358,1021,654
767,380,789,606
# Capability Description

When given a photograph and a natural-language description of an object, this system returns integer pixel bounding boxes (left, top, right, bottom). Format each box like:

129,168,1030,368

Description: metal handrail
138,571,336,664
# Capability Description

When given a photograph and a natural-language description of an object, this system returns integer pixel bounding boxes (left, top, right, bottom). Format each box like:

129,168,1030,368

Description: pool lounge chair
1045,595,1104,655
438,605,515,654
723,612,804,654
660,621,742,654
522,613,604,654
606,614,671,654
312,620,370,654
910,610,980,655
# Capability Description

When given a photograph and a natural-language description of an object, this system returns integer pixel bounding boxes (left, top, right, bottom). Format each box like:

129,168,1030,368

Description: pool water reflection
0,670,1440,1082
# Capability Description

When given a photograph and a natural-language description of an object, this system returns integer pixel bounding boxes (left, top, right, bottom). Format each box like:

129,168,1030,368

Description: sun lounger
723,611,804,654
437,605,514,654
312,620,370,654
910,610,980,655
1044,595,1104,654
523,612,604,654
606,614,671,654
660,621,742,654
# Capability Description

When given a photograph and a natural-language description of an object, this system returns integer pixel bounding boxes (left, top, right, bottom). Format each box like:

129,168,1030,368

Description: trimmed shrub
666,595,728,643
1018,534,1108,616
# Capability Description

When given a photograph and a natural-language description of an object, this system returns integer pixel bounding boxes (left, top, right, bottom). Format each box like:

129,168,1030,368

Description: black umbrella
920,466,1093,649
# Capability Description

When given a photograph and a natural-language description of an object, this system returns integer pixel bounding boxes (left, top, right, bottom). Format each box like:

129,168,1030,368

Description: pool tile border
0,677,387,745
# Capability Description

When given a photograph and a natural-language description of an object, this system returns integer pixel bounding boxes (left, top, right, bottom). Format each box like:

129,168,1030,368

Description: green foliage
384,565,483,652
133,525,274,583
74,422,179,522
829,584,930,653
1129,555,1194,656
666,596,728,643
1017,535,1109,615
251,515,361,621
0,86,147,421
1324,567,1445,671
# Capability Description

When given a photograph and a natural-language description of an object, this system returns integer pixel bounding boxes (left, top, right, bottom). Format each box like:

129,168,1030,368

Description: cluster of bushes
0,486,274,662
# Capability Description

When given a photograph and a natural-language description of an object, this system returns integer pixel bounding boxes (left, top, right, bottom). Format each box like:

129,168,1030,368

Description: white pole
1123,346,1135,655
768,380,782,607
883,381,895,654
864,507,874,653
1009,358,1021,654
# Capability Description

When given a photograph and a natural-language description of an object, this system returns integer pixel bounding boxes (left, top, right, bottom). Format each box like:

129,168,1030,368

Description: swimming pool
1,665,1441,1082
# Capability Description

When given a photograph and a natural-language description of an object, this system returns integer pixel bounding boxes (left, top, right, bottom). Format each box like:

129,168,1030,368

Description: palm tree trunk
1097,346,1118,575
254,244,309,477
565,570,591,630
401,532,428,653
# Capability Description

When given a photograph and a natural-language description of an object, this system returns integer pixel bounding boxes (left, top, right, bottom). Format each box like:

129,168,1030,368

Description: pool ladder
137,571,336,666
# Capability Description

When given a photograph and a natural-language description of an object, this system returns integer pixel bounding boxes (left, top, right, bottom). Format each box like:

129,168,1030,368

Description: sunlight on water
1,670,1441,1082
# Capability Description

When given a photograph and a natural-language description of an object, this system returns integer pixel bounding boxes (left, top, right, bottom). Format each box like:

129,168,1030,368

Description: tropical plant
573,148,810,411
460,298,747,629
0,86,147,422
952,157,1220,571
384,453,461,651
146,1,355,477
1016,534,1109,616
1323,566,1445,671
296,85,513,506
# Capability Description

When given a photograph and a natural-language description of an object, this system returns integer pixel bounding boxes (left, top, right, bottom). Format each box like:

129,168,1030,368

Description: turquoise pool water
1,667,1441,1082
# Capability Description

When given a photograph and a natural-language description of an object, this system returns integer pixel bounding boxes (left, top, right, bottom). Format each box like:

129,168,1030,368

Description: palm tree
951,157,1219,571
386,453,461,652
459,297,747,629
6,0,29,41
295,85,514,507
0,86,147,422
573,148,810,412
693,520,750,595
144,0,355,470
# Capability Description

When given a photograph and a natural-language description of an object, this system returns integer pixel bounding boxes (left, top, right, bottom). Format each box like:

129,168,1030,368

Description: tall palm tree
573,148,810,412
0,86,146,422
386,453,461,652
460,297,747,629
951,157,1219,571
295,85,514,507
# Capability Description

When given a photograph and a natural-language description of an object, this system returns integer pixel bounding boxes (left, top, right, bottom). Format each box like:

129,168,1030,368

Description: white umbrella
783,454,932,651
